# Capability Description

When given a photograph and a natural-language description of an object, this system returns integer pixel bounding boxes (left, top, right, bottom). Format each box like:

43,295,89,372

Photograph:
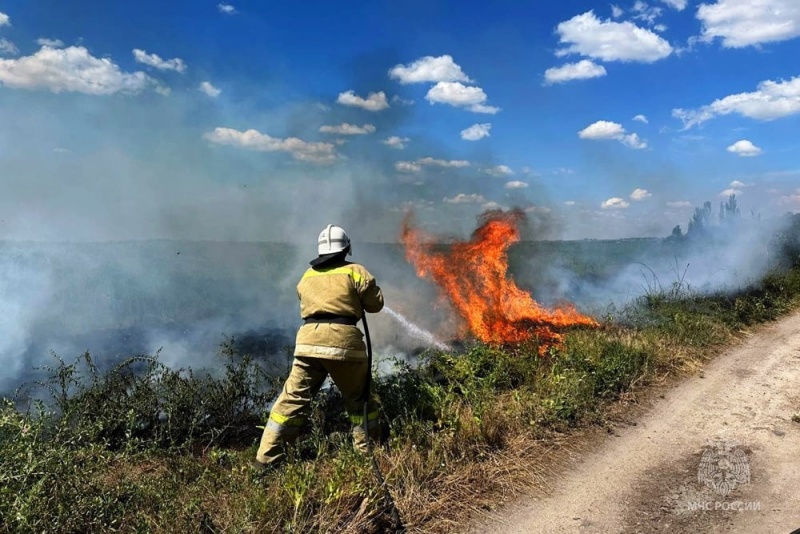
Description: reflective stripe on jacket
294,262,384,360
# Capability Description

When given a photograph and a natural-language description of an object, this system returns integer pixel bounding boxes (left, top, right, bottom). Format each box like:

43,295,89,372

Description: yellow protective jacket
294,261,384,360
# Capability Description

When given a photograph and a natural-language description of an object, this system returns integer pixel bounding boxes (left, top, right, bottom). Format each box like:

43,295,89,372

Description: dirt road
469,309,800,534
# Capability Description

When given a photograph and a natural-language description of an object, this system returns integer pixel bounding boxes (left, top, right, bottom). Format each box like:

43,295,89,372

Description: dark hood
309,249,349,268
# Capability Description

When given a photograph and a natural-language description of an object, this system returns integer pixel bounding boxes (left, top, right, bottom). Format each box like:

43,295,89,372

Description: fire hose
361,313,405,532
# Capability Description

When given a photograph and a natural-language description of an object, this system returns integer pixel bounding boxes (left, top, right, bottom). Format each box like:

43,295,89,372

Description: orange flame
401,209,598,352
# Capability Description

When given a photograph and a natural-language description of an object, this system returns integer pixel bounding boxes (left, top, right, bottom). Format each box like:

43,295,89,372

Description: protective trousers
256,356,381,466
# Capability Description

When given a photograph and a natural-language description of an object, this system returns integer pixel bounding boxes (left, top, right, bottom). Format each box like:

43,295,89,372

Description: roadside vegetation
2,212,799,534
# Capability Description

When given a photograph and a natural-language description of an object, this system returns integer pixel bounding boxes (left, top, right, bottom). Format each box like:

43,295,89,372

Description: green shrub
590,340,650,397
18,346,281,453
537,367,593,426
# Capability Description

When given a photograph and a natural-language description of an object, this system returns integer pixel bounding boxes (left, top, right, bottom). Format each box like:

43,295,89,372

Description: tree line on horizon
667,194,800,267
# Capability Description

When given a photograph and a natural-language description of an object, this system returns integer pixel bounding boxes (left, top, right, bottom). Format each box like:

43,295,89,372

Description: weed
2,261,800,533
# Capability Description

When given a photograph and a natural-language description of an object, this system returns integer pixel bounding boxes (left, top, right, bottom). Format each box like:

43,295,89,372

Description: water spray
383,306,451,351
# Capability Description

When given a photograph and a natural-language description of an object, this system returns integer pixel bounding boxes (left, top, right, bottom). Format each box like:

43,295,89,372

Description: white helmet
317,224,352,256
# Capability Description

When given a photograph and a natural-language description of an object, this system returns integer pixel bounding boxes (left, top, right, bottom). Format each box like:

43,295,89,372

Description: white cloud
132,49,186,73
391,95,414,106
469,103,501,114
612,4,624,17
319,123,376,135
336,90,389,111
418,157,470,168
203,127,336,163
697,0,800,48
630,188,652,200
218,3,237,14
382,136,409,149
389,55,471,84
0,12,9,27
505,181,529,189
460,123,492,140
660,0,687,9
602,197,631,209
633,114,649,123
632,1,664,25
0,39,17,56
564,200,577,206
427,81,485,105
620,133,647,149
199,81,221,98
425,81,500,113
521,166,540,175
727,139,762,156
719,187,743,197
395,157,469,172
578,120,647,149
667,200,692,208
729,180,747,187
0,46,152,95
395,161,422,173
36,38,65,47
556,11,673,62
674,76,800,128
444,193,486,204
484,165,514,177
525,205,551,214
486,201,510,211
544,60,607,85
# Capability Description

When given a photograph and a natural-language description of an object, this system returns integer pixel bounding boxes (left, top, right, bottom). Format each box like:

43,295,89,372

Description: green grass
3,261,800,533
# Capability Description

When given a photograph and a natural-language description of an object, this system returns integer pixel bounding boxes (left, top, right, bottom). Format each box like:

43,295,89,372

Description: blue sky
0,0,799,241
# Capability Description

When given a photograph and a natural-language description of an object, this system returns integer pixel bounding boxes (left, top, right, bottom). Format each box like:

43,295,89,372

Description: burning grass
402,209,598,352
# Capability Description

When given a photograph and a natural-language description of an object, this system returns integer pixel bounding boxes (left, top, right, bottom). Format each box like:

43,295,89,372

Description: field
1,215,799,533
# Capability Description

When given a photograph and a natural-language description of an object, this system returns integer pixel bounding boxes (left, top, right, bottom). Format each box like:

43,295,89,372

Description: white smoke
526,214,792,313
0,255,53,392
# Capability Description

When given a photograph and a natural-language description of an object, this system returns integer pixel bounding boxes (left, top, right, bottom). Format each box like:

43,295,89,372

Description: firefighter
254,224,384,469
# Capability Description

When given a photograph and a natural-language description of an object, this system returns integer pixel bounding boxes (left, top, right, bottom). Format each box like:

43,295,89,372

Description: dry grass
370,428,564,533
4,265,800,534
